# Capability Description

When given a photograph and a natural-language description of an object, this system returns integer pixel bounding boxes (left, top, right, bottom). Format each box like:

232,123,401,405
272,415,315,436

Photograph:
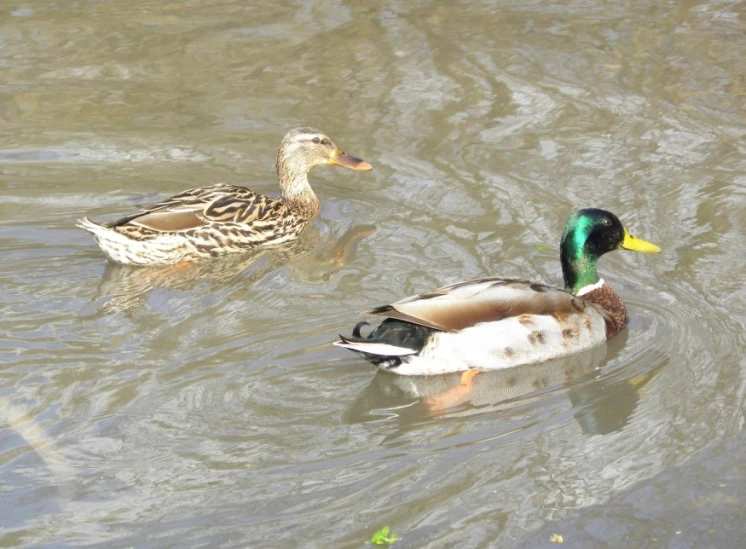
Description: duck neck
277,157,320,220
561,240,628,336
561,245,600,294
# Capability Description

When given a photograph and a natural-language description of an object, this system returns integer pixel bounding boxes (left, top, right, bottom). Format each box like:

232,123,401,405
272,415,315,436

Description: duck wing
368,277,593,332
109,184,286,232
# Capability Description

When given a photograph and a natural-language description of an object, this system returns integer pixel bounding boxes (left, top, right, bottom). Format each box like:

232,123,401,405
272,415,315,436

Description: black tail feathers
352,321,371,339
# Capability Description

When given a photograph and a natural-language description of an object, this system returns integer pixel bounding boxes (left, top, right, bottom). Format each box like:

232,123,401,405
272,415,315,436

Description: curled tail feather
76,216,106,234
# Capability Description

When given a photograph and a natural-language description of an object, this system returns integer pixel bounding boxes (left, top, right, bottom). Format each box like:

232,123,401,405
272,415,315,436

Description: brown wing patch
143,184,252,214
128,210,205,231
110,184,264,232
366,305,447,331
394,300,505,332
367,278,592,333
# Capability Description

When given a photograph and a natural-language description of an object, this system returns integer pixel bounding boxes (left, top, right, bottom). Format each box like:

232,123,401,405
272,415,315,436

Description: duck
77,127,373,265
335,208,660,376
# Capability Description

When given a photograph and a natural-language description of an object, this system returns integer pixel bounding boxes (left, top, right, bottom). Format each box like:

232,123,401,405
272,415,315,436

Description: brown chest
582,284,628,338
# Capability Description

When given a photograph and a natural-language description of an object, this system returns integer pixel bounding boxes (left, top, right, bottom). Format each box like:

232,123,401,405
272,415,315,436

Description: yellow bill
329,149,373,171
620,229,661,253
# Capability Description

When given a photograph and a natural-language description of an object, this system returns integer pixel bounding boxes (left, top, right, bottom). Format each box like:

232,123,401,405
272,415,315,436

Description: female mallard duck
335,208,660,375
77,127,372,265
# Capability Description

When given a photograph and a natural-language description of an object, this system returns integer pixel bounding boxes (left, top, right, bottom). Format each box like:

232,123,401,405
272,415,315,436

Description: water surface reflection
0,0,744,547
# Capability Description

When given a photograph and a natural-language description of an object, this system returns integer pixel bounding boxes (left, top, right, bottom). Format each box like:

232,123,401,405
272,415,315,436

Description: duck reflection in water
344,335,664,437
91,224,375,313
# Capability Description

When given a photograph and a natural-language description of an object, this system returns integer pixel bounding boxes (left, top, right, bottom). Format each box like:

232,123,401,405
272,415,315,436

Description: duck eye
312,137,321,144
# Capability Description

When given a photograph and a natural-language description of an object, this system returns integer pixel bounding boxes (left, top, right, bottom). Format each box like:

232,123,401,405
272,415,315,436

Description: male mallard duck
335,208,660,375
77,127,372,265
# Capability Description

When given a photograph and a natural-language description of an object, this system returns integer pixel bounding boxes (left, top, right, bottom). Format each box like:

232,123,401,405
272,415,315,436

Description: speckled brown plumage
77,127,372,265
582,284,628,337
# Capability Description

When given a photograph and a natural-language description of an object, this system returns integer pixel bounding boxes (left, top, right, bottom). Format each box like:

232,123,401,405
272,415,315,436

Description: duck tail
333,335,418,358
76,216,108,235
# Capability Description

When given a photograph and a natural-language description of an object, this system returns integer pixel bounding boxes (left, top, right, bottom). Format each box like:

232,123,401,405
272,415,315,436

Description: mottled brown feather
582,284,627,337
80,128,372,265
106,184,305,249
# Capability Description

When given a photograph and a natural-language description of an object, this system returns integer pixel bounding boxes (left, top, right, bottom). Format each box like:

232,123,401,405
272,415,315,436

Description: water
1,0,745,547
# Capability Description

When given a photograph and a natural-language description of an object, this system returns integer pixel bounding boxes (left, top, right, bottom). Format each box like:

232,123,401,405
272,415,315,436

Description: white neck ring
576,278,605,296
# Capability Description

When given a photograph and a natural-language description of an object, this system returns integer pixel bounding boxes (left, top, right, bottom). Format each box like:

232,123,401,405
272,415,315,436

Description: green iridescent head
559,208,660,293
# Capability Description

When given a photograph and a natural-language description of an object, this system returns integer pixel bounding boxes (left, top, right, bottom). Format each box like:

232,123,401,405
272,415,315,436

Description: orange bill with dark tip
329,149,373,171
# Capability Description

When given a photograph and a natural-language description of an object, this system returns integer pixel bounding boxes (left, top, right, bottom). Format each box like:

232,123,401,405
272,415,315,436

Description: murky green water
1,0,745,547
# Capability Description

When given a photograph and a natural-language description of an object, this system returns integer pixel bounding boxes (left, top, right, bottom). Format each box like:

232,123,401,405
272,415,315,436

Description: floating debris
371,526,400,545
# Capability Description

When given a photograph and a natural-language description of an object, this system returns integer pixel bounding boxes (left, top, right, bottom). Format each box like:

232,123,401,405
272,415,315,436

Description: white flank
389,310,608,375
